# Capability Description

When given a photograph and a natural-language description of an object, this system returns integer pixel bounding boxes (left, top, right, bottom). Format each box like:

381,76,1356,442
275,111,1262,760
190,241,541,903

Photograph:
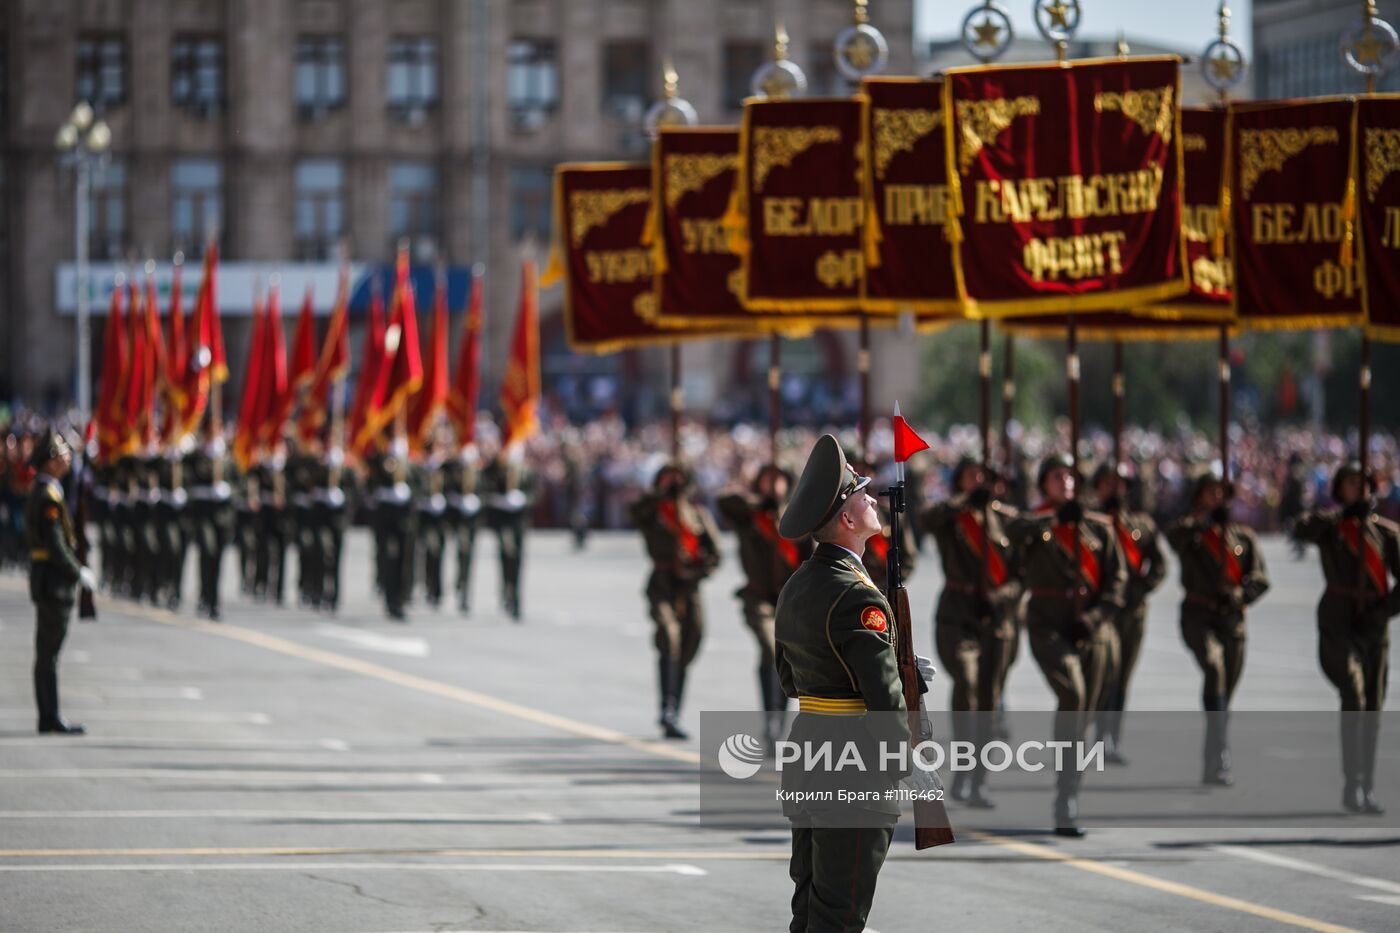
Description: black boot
965,716,996,809
1202,694,1233,786
1360,711,1385,815
658,658,686,739
758,666,785,748
1054,773,1085,838
1342,712,1365,813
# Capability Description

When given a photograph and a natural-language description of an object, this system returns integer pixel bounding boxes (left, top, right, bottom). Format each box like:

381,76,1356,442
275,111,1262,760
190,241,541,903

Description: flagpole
1067,314,1080,473
669,343,682,461
768,334,781,460
1112,339,1124,473
330,240,349,488
859,316,871,459
979,320,991,471
1001,334,1015,477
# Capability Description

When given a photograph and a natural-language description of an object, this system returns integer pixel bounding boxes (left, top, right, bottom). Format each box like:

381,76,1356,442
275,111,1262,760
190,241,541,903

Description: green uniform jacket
774,542,910,816
922,495,1023,632
26,476,83,604
718,492,811,603
629,492,721,584
1112,509,1169,610
1294,508,1400,628
1006,507,1129,632
1165,514,1270,618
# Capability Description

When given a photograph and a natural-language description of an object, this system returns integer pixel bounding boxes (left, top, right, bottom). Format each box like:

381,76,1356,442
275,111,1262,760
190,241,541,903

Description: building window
386,36,438,121
295,35,346,121
507,39,558,130
602,41,649,121
509,166,553,242
76,34,126,112
389,161,438,251
171,159,222,258
89,159,127,261
294,159,344,261
171,35,224,117
722,42,765,111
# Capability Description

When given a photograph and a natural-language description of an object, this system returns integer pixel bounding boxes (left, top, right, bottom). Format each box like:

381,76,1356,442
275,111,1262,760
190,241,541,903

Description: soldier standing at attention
774,434,910,933
312,449,351,614
629,463,721,740
1006,454,1127,837
921,457,1021,808
26,429,93,735
367,446,415,622
1166,470,1270,786
1089,463,1167,764
186,436,234,621
415,442,450,609
481,446,534,621
1293,462,1399,813
852,457,915,593
444,447,482,615
718,463,812,746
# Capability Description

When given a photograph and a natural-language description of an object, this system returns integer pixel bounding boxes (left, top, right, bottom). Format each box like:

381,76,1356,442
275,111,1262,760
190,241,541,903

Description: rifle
74,427,97,621
884,462,955,849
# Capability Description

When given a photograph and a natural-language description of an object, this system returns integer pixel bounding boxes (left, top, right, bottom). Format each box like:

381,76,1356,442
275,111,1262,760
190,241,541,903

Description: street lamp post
55,102,111,425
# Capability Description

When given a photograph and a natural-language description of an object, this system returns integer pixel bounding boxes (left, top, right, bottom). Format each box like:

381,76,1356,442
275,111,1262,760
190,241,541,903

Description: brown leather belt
30,549,50,561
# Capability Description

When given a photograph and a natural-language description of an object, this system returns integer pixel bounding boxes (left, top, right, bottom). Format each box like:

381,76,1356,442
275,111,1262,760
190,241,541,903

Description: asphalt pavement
1,530,1397,933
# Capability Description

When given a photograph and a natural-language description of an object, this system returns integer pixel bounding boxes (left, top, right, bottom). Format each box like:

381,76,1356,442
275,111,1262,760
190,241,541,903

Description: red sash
1203,526,1243,585
867,531,890,562
957,510,1008,586
1036,503,1100,590
1116,523,1143,575
754,509,800,569
658,499,700,562
1340,518,1390,597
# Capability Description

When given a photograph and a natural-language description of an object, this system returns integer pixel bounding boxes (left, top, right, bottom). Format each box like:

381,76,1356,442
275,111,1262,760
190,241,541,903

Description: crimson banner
1151,108,1232,320
862,77,961,316
545,163,678,353
730,97,868,316
1358,95,1400,341
1229,99,1362,330
943,56,1187,317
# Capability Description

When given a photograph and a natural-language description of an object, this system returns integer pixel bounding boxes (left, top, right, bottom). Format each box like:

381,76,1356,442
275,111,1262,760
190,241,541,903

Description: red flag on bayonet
348,279,387,458
446,267,483,445
892,402,929,463
500,259,541,450
96,280,129,461
233,294,267,470
299,265,350,445
408,269,449,448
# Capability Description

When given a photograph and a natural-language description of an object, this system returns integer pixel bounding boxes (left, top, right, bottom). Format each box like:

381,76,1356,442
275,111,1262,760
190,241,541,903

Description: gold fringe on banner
1214,106,1233,261
1339,100,1359,270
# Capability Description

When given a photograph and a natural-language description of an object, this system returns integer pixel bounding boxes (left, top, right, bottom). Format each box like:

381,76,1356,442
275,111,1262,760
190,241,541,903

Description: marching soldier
367,446,415,621
774,434,911,933
415,445,450,609
444,448,482,615
185,437,234,621
718,463,812,745
257,455,290,605
25,429,91,735
286,445,321,608
1089,463,1168,764
1006,454,1127,836
235,460,260,597
1166,470,1270,786
311,450,351,614
629,463,721,739
1293,462,1399,813
921,457,1021,808
481,447,535,620
131,457,162,603
155,455,189,610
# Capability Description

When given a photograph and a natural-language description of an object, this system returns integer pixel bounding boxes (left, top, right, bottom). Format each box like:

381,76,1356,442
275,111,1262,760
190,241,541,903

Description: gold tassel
721,185,750,256
1340,100,1359,270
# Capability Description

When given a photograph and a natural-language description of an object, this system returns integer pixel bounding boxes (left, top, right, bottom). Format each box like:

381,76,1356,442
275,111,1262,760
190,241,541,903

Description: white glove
900,758,945,796
916,655,936,682
78,567,97,592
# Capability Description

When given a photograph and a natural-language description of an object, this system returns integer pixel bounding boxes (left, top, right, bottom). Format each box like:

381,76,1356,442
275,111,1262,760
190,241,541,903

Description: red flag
161,260,188,441
233,295,267,470
500,259,541,449
141,272,166,448
446,267,483,445
274,286,316,438
892,402,929,463
95,280,129,461
121,279,148,454
255,284,289,450
299,265,350,445
348,280,387,457
180,244,226,439
408,270,449,447
355,248,422,452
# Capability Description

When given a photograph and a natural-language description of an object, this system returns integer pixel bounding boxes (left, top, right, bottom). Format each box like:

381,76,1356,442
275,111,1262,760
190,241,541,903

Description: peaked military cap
28,428,72,469
1331,460,1370,501
1036,453,1076,493
779,433,871,539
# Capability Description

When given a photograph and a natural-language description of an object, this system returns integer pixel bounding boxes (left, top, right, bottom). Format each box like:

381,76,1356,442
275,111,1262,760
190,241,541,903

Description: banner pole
768,333,781,460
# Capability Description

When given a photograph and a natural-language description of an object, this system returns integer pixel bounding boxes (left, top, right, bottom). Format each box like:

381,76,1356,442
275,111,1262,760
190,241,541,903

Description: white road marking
0,709,267,723
0,861,707,876
1356,895,1400,906
0,686,203,701
0,736,346,749
0,809,558,823
315,624,429,658
0,769,446,783
1215,845,1400,896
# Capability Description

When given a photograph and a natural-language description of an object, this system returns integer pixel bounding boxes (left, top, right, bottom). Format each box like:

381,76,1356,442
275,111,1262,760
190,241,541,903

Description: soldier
1166,471,1270,786
774,434,913,933
155,455,189,610
257,455,290,605
1089,463,1168,765
1005,454,1127,837
852,457,916,593
311,449,351,614
25,429,92,735
367,446,415,621
718,463,812,746
444,447,482,615
921,457,1021,808
234,460,260,597
415,445,450,609
286,445,321,608
481,447,535,620
629,463,721,739
185,437,234,621
1293,462,1399,813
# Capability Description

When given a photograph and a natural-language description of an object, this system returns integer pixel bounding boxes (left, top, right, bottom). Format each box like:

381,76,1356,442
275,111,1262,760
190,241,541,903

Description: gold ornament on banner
873,108,944,179
1238,127,1342,199
569,188,650,246
1094,86,1175,143
751,125,842,191
955,96,1041,174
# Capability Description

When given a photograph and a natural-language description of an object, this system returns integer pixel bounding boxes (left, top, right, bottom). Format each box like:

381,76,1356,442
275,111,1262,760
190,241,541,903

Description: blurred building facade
0,0,923,426
1253,0,1400,98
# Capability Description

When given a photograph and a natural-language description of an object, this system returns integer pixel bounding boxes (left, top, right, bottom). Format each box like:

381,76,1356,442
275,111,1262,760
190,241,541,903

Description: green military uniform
234,462,259,596
185,445,234,621
366,451,416,621
25,430,87,735
1165,475,1270,785
155,456,188,610
921,474,1021,808
773,435,908,933
444,452,482,615
415,456,449,608
132,458,162,604
257,461,290,605
287,448,320,608
1089,466,1169,763
718,465,812,742
311,455,351,614
1294,462,1400,813
1005,456,1128,835
482,454,535,620
629,464,721,740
